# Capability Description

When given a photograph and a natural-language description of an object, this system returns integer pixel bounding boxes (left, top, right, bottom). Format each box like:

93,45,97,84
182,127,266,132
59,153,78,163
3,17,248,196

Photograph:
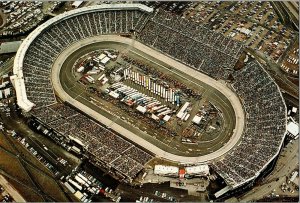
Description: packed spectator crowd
20,7,286,186
23,9,153,182
211,61,286,187
32,103,153,181
136,10,286,187
137,9,244,80
22,9,150,108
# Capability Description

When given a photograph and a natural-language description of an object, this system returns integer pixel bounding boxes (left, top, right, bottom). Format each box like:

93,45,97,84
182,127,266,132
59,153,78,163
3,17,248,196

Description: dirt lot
25,164,69,202
4,177,44,202
0,150,35,188
0,14,3,27
4,133,54,177
0,132,16,153
0,117,73,201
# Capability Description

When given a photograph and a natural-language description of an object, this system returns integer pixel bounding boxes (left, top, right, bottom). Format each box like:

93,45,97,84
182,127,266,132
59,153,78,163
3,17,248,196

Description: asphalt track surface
51,35,245,164
60,44,232,156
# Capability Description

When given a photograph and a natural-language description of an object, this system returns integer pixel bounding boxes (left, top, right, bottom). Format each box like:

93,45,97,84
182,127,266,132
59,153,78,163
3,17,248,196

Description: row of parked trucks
63,171,102,202
123,69,181,106
63,170,122,202
108,83,175,122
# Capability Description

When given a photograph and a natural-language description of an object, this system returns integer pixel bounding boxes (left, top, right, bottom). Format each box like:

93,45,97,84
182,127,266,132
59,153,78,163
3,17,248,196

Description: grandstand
11,3,287,191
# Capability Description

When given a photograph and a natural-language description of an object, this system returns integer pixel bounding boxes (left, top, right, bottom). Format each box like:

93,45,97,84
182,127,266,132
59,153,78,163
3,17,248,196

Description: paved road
51,35,245,164
0,175,26,202
246,48,299,98
238,139,299,202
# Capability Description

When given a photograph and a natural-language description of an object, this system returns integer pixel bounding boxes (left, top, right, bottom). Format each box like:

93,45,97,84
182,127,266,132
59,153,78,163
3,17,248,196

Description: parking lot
170,1,297,63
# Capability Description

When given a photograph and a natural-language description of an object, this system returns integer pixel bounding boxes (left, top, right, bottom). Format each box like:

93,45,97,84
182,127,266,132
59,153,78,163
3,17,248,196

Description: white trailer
98,65,105,71
143,98,154,105
134,72,138,83
87,70,100,75
166,90,169,101
147,101,160,108
85,76,95,84
78,173,91,185
181,112,187,120
98,74,106,81
125,89,136,95
69,179,83,191
157,109,172,117
143,76,146,87
122,90,132,96
169,90,173,103
148,78,152,91
126,91,138,97
130,93,140,99
75,175,89,187
161,86,164,97
77,66,84,73
156,107,169,113
64,182,76,194
184,114,190,121
153,105,166,111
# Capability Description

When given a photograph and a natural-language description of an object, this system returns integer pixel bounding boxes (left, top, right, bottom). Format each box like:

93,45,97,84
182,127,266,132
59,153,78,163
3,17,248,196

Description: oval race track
51,35,245,164
12,3,287,188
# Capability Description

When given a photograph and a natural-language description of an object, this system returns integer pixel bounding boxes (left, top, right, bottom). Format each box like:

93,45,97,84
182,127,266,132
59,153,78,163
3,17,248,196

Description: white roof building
74,190,84,200
176,102,190,118
237,27,252,35
72,1,84,8
192,115,203,125
3,88,11,98
101,56,110,65
154,165,179,175
109,91,119,99
136,105,147,114
287,121,299,138
98,53,106,60
151,114,159,121
185,164,209,176
163,115,171,122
